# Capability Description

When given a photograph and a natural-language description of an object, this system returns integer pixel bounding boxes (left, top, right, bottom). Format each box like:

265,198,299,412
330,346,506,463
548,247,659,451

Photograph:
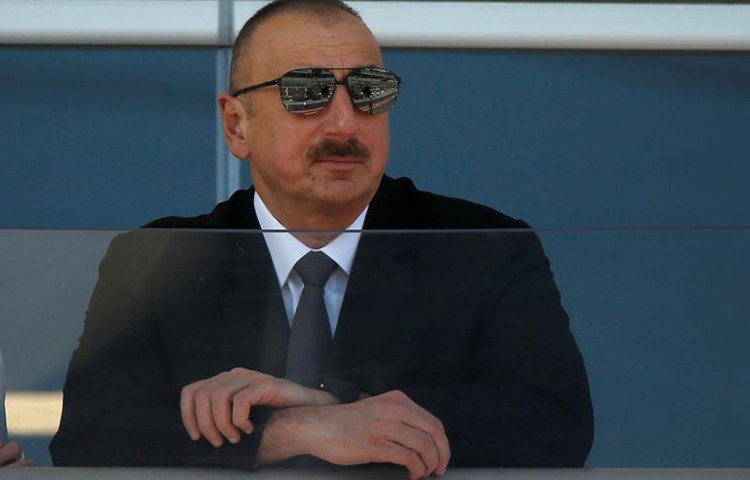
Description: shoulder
367,176,529,229
143,189,256,229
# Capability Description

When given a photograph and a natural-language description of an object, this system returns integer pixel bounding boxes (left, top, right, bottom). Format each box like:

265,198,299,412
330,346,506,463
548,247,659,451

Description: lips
314,155,363,170
316,154,363,163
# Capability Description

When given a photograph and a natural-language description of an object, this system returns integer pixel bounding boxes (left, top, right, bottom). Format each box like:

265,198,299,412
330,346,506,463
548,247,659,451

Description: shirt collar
254,192,366,287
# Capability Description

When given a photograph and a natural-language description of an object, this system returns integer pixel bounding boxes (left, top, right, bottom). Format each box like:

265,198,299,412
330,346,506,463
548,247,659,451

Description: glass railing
1,228,748,473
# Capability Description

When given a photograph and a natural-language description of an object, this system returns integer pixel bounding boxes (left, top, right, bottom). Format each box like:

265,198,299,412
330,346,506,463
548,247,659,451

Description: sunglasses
230,67,401,115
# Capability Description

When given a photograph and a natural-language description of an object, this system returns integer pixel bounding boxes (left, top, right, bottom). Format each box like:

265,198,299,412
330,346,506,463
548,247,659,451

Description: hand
180,367,336,447
0,441,35,467
261,390,451,479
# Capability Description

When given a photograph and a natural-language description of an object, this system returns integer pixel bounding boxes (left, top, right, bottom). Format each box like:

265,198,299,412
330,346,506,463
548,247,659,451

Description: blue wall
0,48,217,229
1,46,749,467
384,50,750,229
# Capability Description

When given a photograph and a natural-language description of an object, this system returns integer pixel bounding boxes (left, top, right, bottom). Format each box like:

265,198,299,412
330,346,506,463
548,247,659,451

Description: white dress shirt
254,193,366,336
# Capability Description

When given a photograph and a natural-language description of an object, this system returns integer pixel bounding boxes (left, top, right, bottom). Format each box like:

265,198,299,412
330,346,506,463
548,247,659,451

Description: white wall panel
2,1,750,50
0,0,221,45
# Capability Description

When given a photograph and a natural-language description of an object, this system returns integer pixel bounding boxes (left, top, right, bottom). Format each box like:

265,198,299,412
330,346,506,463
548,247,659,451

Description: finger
390,393,450,474
0,441,22,465
418,415,449,475
437,431,451,475
194,387,224,447
232,385,264,434
211,385,243,444
180,382,204,441
9,458,36,467
208,374,252,443
373,441,427,480
388,424,440,478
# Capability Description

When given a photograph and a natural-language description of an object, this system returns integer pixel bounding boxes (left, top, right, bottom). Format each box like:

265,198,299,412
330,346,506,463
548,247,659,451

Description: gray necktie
285,251,338,387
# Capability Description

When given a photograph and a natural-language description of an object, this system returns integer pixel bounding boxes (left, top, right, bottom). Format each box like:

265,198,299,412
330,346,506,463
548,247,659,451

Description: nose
322,83,359,137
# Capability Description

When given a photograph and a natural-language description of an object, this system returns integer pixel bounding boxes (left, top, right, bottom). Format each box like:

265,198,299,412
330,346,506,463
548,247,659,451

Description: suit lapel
328,176,420,384
215,191,290,378
330,231,420,388
217,234,289,378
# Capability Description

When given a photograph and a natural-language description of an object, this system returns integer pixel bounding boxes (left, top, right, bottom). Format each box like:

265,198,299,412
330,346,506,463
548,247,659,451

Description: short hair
229,0,363,92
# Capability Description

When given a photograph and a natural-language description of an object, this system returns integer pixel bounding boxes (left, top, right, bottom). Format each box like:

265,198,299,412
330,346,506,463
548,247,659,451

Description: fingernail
229,436,239,444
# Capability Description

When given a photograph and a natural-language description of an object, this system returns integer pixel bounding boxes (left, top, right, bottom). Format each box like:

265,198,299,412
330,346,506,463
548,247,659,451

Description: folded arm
397,232,594,467
179,368,450,479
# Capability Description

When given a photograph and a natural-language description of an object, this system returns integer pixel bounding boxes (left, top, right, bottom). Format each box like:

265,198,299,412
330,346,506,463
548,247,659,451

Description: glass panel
1,228,748,470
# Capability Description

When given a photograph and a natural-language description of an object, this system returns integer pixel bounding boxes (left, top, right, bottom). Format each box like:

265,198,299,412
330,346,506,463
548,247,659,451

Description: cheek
368,118,390,158
253,120,308,168
270,133,314,180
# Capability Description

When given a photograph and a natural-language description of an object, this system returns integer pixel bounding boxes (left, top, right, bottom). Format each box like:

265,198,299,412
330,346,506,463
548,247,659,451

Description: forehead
241,10,383,80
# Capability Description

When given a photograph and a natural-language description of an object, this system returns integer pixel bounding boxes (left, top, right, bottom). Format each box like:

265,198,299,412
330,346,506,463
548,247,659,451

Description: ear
218,93,252,159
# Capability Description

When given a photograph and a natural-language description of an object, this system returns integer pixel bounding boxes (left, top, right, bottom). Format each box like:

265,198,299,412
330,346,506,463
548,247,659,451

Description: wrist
258,404,330,463
317,378,368,404
311,387,339,406
258,407,307,462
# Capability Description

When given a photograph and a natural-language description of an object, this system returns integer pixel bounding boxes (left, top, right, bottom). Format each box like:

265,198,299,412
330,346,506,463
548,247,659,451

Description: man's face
227,11,390,229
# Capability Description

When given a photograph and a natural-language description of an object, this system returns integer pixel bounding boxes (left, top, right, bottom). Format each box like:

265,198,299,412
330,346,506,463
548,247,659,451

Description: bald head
229,0,368,92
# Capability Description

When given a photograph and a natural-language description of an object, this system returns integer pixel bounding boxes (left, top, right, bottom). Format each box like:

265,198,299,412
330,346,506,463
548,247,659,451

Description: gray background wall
0,46,748,467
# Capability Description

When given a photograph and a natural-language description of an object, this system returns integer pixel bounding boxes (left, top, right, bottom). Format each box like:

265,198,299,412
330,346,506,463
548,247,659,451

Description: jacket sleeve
49,231,269,468
398,231,593,467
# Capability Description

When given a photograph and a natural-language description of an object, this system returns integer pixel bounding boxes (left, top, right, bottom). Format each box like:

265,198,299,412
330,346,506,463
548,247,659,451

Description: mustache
307,138,370,161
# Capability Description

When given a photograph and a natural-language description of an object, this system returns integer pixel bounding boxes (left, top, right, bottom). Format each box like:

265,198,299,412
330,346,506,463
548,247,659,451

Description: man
50,1,593,477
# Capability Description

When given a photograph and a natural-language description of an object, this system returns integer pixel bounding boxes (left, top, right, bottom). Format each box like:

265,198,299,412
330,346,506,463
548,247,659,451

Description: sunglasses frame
230,66,401,115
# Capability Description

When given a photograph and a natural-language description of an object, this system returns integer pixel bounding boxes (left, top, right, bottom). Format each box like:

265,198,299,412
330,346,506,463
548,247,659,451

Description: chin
316,184,371,210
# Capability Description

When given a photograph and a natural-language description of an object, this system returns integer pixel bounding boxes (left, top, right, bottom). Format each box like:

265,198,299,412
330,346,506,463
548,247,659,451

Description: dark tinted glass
278,67,400,114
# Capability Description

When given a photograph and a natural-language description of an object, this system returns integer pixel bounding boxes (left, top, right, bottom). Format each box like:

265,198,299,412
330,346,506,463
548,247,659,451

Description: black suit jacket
50,176,593,468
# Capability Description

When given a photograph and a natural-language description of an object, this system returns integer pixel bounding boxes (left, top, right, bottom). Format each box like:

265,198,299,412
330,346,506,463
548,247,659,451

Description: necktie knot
294,251,337,287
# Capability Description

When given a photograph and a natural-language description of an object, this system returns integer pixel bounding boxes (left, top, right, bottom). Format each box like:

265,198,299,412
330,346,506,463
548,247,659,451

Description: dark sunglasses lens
278,69,336,114
347,68,400,114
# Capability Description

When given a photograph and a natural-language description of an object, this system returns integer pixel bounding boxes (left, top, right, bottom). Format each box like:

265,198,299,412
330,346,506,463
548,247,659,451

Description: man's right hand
260,390,451,479
180,367,337,447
